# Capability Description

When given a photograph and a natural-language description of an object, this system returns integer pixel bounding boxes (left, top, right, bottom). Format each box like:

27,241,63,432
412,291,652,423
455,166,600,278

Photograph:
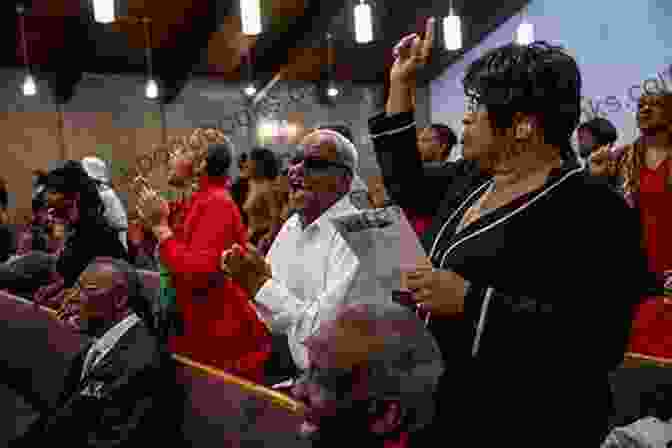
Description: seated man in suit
10,256,185,448
291,301,444,448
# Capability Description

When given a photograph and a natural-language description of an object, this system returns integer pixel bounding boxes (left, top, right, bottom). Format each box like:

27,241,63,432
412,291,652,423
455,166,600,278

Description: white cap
81,156,110,184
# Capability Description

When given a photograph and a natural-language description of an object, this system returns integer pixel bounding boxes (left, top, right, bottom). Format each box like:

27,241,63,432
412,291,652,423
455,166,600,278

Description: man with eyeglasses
8,257,186,448
220,128,364,388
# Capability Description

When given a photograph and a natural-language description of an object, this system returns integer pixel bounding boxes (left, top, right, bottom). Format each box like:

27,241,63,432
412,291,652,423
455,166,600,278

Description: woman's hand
137,186,170,228
403,267,468,316
221,243,273,297
390,17,435,85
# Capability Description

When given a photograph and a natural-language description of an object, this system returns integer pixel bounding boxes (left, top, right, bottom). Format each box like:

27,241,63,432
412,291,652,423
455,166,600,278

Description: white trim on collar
431,166,584,268
370,121,416,140
288,195,357,231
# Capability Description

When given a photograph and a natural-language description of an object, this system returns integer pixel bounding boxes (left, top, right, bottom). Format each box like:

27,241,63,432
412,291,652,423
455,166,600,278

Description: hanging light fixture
443,0,462,50
327,84,339,97
142,18,159,99
17,4,37,96
516,6,534,45
354,1,373,44
326,33,339,98
22,74,37,96
241,0,262,35
244,84,257,96
92,0,116,24
243,51,256,96
145,79,159,99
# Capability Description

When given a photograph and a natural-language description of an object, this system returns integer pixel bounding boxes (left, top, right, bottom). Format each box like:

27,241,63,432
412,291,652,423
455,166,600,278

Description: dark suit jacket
0,223,15,263
11,321,186,448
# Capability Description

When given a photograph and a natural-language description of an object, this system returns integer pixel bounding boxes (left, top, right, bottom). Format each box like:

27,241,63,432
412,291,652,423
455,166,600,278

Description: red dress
160,176,271,381
628,159,672,359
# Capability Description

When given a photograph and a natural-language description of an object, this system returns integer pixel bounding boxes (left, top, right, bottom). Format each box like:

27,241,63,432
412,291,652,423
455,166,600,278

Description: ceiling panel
3,0,530,101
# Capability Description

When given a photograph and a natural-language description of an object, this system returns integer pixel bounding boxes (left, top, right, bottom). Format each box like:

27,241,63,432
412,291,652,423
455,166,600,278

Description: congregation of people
1,16,672,447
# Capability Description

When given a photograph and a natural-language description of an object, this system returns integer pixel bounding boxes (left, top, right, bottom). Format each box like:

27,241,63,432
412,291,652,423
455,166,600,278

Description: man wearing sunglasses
221,128,363,387
315,124,372,209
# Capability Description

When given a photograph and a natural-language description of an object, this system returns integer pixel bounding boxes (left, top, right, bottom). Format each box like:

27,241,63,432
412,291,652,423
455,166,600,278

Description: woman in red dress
592,91,672,358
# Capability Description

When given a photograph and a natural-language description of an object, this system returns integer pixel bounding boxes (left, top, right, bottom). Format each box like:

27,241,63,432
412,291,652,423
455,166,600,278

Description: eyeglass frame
289,151,353,177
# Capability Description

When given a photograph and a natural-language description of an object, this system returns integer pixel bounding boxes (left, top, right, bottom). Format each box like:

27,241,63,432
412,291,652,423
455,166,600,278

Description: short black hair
205,142,233,177
463,41,581,161
249,147,279,179
44,161,106,224
577,117,618,146
316,123,355,143
429,124,458,157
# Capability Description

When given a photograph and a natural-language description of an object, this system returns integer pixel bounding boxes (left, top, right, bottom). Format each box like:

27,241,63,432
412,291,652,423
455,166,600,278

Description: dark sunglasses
290,152,352,175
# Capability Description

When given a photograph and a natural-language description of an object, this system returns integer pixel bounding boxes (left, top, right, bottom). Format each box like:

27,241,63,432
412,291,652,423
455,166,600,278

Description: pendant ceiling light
443,0,462,50
92,0,116,24
142,19,159,100
326,33,339,98
241,0,262,35
22,74,37,96
17,4,37,96
516,7,534,45
145,79,159,99
354,1,373,44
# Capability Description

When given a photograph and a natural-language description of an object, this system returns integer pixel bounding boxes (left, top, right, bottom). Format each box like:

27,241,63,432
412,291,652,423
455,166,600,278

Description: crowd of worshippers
1,16,672,447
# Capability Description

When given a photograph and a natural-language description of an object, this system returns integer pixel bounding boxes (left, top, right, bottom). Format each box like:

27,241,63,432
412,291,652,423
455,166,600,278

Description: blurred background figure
0,177,14,262
241,147,282,247
577,117,619,170
81,156,129,251
33,161,128,309
230,152,250,224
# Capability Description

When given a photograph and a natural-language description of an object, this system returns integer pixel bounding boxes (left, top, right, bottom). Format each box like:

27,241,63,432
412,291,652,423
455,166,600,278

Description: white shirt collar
286,195,355,232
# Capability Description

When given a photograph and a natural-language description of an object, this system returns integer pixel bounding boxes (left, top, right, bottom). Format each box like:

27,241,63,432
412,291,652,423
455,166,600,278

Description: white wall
431,0,672,159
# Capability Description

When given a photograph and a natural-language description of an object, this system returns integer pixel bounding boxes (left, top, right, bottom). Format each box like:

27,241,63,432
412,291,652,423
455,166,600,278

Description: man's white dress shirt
254,196,360,370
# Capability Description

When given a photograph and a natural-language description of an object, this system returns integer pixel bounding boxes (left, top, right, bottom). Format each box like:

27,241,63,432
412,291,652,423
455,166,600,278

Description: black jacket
369,111,488,218
370,110,649,445
0,223,15,263
11,321,186,448
56,218,128,288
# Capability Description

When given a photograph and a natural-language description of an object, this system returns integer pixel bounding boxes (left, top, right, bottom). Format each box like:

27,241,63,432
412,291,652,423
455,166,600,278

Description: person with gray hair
81,156,128,251
315,123,372,209
291,301,444,447
221,128,365,386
